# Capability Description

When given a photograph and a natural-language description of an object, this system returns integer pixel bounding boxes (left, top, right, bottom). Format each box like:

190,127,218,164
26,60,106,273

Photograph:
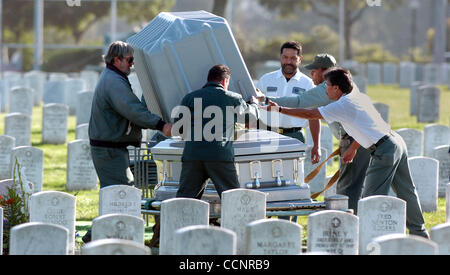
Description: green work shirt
178,82,259,162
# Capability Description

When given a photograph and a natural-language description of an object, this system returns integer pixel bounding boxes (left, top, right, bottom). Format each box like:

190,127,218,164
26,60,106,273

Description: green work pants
362,131,428,238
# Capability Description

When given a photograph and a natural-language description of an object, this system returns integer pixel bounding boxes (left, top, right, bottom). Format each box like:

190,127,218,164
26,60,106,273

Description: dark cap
304,54,337,70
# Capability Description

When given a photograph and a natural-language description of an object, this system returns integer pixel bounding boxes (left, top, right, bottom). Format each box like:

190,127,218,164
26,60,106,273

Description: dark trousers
90,146,134,188
337,135,371,214
176,161,240,199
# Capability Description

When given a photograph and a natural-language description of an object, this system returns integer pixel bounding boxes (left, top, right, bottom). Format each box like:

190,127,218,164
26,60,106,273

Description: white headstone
42,103,68,145
424,124,450,157
75,123,89,140
432,145,450,197
353,76,367,94
245,219,302,255
24,70,45,106
382,62,397,85
80,70,99,91
175,225,236,255
98,185,142,217
357,195,406,255
1,71,22,113
10,146,43,193
29,191,76,254
399,62,416,88
76,90,94,125
369,233,438,255
408,157,439,211
0,179,14,198
367,63,381,85
0,135,15,180
396,128,423,157
221,189,266,255
447,183,450,222
424,63,442,85
417,86,441,123
81,239,150,255
410,82,423,116
48,72,68,82
0,207,2,255
307,210,359,255
43,80,66,105
66,140,97,191
9,222,69,255
160,198,209,255
0,80,8,113
91,213,144,244
9,87,33,116
304,146,328,193
4,113,31,147
373,102,390,123
64,78,86,115
430,223,450,255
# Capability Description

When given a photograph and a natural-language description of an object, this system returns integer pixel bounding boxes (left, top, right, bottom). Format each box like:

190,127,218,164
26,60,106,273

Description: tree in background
258,0,405,60
2,0,175,71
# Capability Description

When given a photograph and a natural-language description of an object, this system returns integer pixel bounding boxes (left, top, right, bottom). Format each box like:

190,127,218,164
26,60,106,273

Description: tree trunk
212,0,228,17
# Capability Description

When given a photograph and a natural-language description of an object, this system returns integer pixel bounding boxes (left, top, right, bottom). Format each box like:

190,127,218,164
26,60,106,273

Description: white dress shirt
318,91,391,149
257,69,315,128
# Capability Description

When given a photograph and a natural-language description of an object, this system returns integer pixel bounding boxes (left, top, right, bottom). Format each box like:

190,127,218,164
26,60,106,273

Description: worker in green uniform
175,64,259,199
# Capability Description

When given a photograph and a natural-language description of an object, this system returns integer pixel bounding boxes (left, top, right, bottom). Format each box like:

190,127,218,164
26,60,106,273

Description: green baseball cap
304,54,337,70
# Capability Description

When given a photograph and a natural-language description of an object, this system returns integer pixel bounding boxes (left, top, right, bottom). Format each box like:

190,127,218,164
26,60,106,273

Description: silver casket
127,11,316,214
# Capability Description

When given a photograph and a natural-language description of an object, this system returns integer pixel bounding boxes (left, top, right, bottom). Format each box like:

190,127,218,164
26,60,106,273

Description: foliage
42,48,103,73
239,25,403,77
257,0,405,59
1,160,30,255
118,0,175,25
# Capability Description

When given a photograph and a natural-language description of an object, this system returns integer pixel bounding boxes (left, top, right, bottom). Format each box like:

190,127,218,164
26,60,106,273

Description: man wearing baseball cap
256,53,371,214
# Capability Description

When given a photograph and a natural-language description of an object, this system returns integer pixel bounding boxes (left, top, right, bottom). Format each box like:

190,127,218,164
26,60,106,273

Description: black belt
277,127,302,134
369,133,392,151
90,139,139,148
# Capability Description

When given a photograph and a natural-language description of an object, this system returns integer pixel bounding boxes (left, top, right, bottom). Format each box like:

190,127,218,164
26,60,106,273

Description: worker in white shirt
256,41,321,163
259,68,429,239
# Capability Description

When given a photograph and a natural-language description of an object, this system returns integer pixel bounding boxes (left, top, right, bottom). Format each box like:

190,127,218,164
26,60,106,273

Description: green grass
1,83,448,244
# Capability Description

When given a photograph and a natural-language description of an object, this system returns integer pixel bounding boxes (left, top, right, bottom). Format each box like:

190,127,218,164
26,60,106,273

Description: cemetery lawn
0,84,447,245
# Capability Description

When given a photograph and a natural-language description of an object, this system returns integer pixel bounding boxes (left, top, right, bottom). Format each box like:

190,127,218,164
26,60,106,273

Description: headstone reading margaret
245,219,302,255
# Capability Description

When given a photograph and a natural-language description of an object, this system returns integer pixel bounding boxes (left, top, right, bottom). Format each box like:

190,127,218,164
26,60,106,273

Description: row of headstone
346,61,450,88
157,191,450,255
7,185,146,255
0,134,99,192
396,125,450,157
7,186,450,255
1,70,98,113
3,91,94,146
